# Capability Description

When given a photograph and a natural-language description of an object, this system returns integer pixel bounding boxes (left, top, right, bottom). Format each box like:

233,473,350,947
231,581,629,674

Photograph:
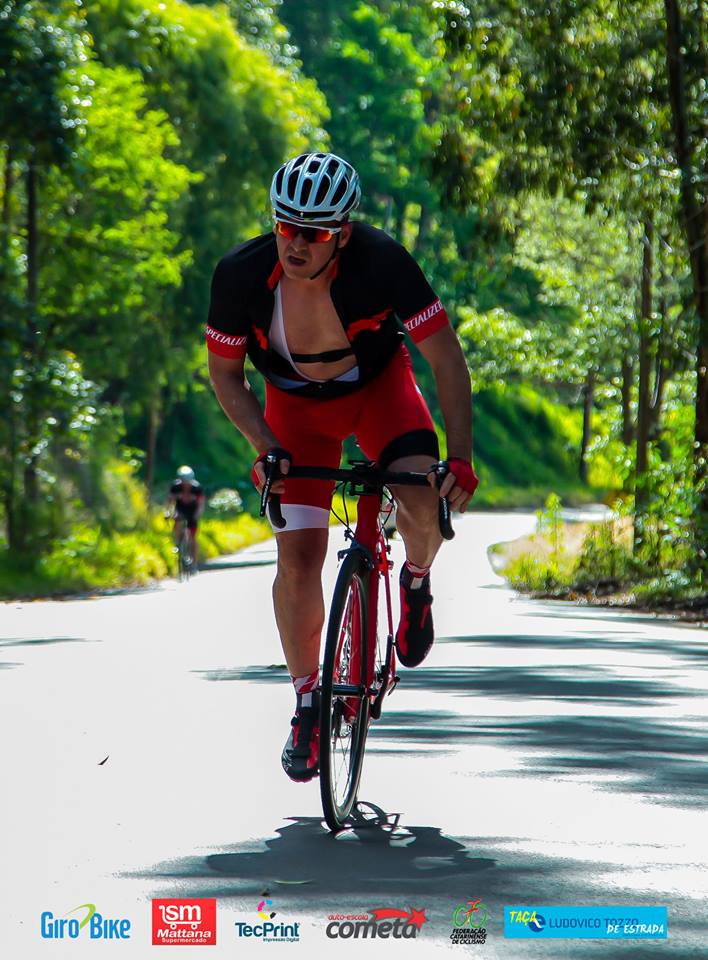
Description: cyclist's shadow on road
198,803,495,895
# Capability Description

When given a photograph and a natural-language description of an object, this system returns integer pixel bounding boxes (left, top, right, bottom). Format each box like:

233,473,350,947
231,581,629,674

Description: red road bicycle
261,457,454,831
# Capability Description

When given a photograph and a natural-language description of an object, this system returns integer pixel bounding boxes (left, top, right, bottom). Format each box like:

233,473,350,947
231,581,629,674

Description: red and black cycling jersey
206,222,450,400
170,479,205,506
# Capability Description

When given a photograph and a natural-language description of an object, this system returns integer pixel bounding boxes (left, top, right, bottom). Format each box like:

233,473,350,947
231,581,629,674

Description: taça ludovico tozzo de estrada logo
504,906,667,940
326,907,428,939
234,899,300,943
152,898,217,945
450,897,489,945
40,903,131,940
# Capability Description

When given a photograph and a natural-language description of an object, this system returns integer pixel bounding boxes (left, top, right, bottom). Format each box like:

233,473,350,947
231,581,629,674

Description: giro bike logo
326,907,428,939
234,899,299,943
40,903,131,940
450,898,489,945
152,899,216,946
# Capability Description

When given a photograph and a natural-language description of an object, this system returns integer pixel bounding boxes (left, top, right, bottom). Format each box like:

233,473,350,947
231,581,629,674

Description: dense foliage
0,0,704,599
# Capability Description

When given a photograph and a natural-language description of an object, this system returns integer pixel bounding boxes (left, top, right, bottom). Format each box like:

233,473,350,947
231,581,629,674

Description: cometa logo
152,898,217,946
40,903,131,940
326,907,428,939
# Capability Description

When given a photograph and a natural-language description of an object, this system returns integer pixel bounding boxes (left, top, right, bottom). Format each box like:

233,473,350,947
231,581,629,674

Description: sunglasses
275,219,342,244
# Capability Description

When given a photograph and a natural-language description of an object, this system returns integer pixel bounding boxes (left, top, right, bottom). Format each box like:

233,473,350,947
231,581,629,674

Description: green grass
0,513,271,599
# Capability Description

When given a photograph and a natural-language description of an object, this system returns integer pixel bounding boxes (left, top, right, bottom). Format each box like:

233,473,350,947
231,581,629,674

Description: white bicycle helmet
270,152,361,224
177,465,195,483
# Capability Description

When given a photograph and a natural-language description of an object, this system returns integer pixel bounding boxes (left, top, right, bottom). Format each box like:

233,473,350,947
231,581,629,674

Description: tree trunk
579,368,595,484
145,396,160,507
393,200,406,244
664,0,708,562
1,144,13,260
634,216,653,552
383,195,394,235
2,410,18,551
21,157,41,544
26,158,38,310
414,203,433,255
650,264,669,444
621,353,634,447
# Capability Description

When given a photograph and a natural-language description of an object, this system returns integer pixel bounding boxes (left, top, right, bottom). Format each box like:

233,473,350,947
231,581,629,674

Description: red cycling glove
447,458,479,496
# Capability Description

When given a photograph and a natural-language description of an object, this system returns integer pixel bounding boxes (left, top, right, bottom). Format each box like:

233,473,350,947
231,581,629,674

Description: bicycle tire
319,550,372,831
178,532,192,582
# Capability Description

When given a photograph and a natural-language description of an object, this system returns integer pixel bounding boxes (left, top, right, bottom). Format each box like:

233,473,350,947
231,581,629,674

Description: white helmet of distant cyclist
270,152,361,224
177,465,195,482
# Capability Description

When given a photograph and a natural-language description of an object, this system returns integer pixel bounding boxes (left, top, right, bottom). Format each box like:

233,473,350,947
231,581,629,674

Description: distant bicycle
261,456,453,831
171,517,195,582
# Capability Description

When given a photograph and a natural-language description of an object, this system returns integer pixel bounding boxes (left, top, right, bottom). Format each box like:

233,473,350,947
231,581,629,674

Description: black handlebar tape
268,494,286,529
434,461,455,541
259,452,287,529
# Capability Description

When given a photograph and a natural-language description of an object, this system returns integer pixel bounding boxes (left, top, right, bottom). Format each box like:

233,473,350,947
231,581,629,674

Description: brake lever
259,452,286,529
433,460,455,541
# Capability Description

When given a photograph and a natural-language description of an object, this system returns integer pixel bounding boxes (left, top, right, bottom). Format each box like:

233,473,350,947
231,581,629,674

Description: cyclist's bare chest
279,279,355,379
279,280,350,354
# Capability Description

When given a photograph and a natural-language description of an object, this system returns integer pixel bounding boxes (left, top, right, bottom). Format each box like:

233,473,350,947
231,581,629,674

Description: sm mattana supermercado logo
152,899,217,945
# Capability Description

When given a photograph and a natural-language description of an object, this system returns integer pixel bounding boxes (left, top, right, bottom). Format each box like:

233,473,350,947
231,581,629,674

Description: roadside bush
574,519,631,591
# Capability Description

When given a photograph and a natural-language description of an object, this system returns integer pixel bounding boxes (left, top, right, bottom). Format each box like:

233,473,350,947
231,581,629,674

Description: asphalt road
1,511,706,958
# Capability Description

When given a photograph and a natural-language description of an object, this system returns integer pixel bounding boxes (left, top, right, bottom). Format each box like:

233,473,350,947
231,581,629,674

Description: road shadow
371,704,708,808
133,815,706,956
136,810,493,902
0,636,91,648
437,631,708,663
200,558,276,571
0,636,93,669
394,662,694,704
196,664,289,683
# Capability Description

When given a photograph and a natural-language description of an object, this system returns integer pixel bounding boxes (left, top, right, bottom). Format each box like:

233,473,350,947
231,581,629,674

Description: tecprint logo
152,899,217,946
326,907,428,939
40,903,131,940
234,899,300,943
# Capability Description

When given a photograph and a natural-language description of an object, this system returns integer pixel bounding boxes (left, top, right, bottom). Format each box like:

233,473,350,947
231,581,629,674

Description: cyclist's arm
208,353,280,455
416,325,472,462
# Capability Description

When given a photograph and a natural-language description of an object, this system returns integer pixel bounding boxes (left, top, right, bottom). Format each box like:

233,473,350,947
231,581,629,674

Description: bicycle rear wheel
178,533,192,581
319,550,372,831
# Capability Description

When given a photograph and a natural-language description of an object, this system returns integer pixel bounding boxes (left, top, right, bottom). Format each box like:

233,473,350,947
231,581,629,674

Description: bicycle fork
347,492,398,720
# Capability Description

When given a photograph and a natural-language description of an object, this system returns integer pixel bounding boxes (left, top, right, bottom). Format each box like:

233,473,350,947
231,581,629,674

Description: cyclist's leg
273,527,329,678
187,519,198,565
354,345,441,666
264,384,356,779
173,516,184,548
354,344,441,565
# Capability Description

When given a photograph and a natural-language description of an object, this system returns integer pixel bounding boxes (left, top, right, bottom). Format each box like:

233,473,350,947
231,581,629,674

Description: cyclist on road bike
166,465,205,566
207,152,478,782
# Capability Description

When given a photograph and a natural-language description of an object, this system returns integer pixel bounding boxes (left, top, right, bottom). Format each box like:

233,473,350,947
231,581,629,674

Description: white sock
405,560,431,590
293,669,319,708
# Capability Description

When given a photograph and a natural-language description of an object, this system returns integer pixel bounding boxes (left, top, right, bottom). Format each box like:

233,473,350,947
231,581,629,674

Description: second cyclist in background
166,466,205,568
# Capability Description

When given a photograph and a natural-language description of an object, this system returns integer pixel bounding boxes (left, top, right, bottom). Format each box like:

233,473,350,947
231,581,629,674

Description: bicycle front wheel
319,551,372,831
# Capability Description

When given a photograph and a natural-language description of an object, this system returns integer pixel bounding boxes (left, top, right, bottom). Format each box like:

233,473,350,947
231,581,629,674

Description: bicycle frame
340,484,397,713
